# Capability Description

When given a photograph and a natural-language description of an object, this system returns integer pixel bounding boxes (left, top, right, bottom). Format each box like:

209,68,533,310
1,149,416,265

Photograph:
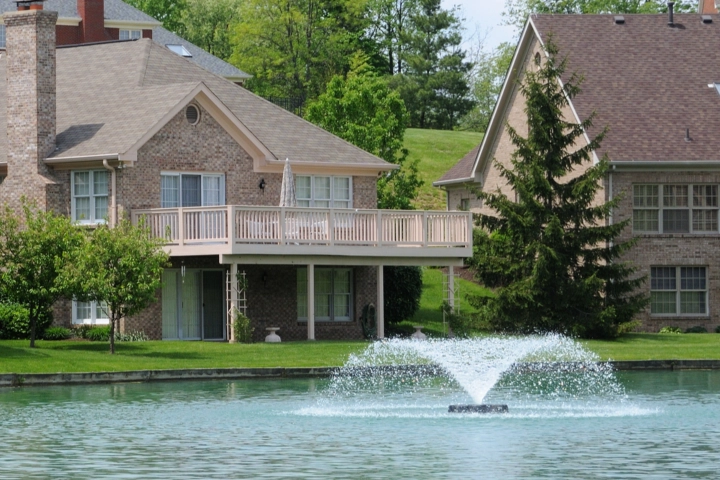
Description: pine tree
469,39,646,339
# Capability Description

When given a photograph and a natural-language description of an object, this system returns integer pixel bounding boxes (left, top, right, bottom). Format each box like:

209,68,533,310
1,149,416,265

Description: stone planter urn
411,325,427,340
265,327,281,343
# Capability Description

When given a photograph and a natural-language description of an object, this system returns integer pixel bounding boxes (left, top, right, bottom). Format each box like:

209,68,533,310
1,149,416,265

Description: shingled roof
0,39,391,169
436,13,720,185
0,0,250,81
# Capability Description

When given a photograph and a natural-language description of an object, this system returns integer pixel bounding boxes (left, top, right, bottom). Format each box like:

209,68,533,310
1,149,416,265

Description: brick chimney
77,0,107,43
3,6,59,209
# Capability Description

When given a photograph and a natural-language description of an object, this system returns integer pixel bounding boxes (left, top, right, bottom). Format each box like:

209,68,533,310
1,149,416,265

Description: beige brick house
0,4,471,341
435,12,720,333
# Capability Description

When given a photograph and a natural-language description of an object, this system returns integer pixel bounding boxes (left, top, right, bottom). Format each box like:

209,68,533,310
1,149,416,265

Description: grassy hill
404,128,483,211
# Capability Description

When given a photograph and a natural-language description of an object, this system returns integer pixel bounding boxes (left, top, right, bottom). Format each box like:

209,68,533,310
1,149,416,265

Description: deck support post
377,264,384,339
308,263,315,340
229,263,238,343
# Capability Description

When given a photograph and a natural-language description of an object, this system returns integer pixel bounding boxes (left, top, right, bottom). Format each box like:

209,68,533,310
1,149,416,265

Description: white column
229,263,238,343
377,265,384,339
448,265,455,310
307,264,315,340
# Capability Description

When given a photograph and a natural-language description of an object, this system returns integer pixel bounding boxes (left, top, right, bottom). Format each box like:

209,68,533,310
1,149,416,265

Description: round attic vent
185,105,200,125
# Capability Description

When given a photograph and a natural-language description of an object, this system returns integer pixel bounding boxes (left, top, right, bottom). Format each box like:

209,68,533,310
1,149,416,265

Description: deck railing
132,206,472,249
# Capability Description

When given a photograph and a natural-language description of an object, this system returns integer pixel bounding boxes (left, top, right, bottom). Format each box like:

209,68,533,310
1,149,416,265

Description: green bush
685,325,708,334
84,326,111,342
659,326,682,334
716,325,720,334
42,326,72,340
384,266,423,324
232,310,254,343
114,330,149,342
0,303,53,340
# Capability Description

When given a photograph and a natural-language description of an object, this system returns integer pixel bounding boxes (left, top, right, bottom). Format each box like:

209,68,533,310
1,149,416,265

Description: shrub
0,303,53,340
685,325,707,334
716,325,720,334
114,330,149,342
360,303,376,339
384,266,422,324
659,326,682,334
42,326,72,340
232,310,254,343
84,326,111,342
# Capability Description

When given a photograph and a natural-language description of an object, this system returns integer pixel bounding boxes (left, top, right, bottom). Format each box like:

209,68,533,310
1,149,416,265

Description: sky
442,0,519,51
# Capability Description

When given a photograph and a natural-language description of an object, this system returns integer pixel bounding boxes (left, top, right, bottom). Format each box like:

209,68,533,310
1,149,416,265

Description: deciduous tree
59,218,169,354
469,40,646,339
0,202,84,347
124,0,188,34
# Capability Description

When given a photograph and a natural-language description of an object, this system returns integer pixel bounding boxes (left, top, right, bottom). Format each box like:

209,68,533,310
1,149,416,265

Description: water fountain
320,334,625,416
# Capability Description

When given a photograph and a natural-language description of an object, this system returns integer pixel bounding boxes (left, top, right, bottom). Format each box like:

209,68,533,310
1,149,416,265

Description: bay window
71,170,109,224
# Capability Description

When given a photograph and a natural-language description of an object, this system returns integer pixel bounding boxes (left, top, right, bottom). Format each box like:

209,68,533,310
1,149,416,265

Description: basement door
162,269,225,340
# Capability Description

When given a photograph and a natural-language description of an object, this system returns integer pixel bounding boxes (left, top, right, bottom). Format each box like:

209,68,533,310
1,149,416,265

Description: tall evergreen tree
396,0,474,130
365,0,419,75
469,40,646,339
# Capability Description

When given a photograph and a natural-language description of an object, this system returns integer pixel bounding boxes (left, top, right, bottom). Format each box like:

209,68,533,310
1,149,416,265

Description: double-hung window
297,267,352,321
160,173,225,207
71,170,109,224
73,300,109,325
296,176,351,208
650,266,708,316
633,184,719,233
119,29,142,40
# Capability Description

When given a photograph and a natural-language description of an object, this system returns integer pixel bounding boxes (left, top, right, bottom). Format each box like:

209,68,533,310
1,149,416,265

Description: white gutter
432,176,474,187
609,160,720,170
102,159,117,228
44,153,120,164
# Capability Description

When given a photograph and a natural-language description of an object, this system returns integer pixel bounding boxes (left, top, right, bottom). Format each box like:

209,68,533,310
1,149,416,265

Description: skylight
166,44,192,58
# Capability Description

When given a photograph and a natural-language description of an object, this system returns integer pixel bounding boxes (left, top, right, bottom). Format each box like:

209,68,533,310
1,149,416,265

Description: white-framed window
0,24,6,49
71,170,109,224
459,198,470,211
297,267,352,322
160,173,225,208
650,266,708,316
72,300,109,325
633,184,719,233
296,176,352,208
119,29,142,40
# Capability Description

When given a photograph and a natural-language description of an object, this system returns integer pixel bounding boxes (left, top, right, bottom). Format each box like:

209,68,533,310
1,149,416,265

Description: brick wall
612,170,720,333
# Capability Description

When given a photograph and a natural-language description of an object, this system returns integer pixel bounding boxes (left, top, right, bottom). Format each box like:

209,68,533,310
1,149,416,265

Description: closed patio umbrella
279,158,297,207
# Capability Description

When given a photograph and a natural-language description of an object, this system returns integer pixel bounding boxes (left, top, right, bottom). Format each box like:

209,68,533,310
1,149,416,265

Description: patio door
162,269,224,340
202,271,225,340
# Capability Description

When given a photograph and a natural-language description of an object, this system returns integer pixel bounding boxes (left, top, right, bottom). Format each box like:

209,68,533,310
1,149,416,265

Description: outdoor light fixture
259,178,266,190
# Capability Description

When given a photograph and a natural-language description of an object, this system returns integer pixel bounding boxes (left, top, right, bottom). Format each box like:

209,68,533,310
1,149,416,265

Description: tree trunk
29,309,37,348
109,316,116,354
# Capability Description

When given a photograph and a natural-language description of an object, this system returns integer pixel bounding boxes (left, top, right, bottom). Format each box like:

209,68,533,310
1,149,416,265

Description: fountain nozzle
448,404,509,414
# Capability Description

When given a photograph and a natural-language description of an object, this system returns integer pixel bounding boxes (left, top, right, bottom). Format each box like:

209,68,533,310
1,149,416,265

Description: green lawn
582,333,720,361
1,333,719,374
404,128,483,211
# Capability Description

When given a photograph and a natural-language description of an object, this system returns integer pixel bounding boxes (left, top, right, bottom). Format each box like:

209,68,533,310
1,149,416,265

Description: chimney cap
14,0,45,10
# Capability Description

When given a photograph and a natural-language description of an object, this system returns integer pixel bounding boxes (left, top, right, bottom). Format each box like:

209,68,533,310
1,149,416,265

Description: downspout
102,159,117,227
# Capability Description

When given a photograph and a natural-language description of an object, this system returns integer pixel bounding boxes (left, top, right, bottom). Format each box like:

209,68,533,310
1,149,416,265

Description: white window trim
72,300,110,325
296,175,353,209
297,267,353,322
650,266,709,317
71,170,109,225
160,172,226,207
633,184,720,234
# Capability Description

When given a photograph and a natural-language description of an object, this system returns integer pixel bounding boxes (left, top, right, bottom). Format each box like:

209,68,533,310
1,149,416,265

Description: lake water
1,370,719,479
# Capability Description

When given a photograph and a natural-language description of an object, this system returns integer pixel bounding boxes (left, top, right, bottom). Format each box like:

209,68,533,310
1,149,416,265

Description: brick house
434,11,720,333
0,0,251,83
0,4,471,341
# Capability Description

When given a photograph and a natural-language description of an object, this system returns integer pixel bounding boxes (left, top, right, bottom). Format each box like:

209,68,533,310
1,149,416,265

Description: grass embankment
404,128,483,211
582,333,720,361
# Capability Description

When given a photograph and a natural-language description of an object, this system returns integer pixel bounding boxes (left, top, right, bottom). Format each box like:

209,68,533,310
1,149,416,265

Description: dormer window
119,29,142,41
715,83,720,96
167,44,192,57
